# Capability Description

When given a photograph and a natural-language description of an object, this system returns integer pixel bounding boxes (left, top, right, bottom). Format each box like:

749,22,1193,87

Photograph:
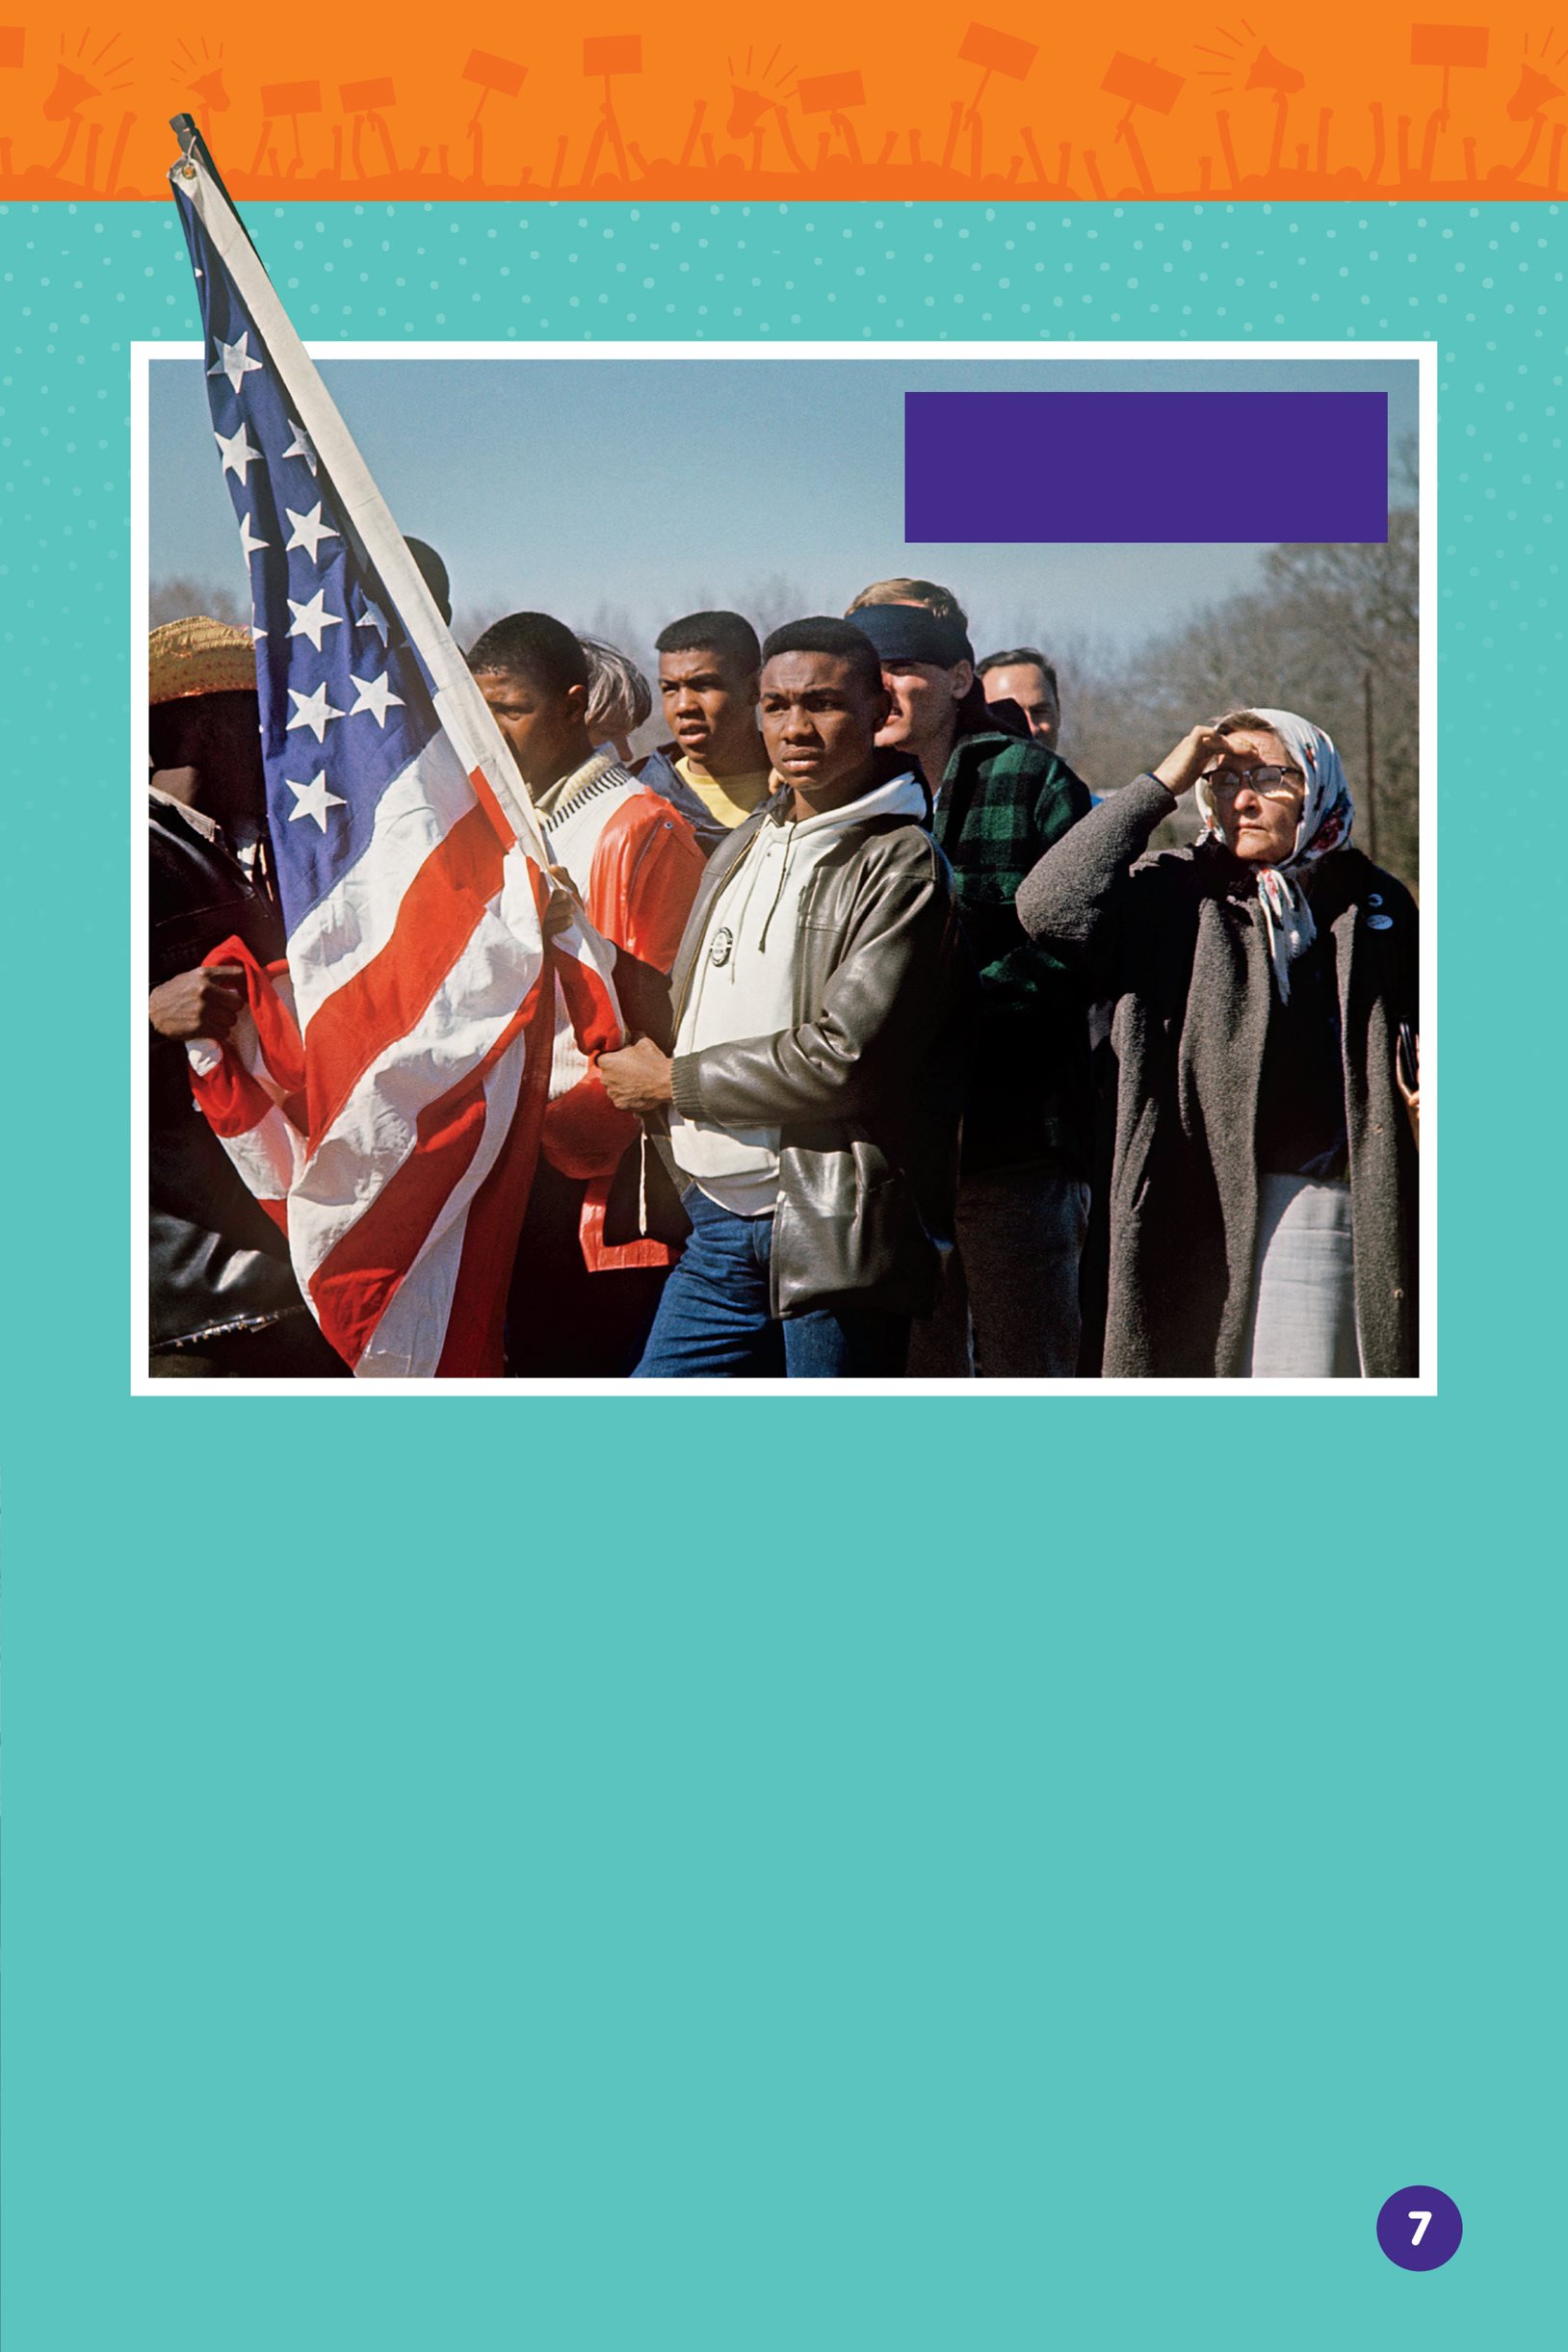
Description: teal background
1,197,1561,2346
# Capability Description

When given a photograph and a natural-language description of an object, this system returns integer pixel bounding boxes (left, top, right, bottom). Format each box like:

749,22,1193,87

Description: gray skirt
1244,1174,1361,1378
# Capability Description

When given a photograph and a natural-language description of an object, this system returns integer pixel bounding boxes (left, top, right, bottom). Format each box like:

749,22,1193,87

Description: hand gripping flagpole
165,115,623,1027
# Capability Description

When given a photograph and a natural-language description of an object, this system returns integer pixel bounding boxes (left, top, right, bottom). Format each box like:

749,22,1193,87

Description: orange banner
957,23,1037,84
1409,24,1489,69
340,75,397,114
0,4,1562,199
582,35,642,78
464,50,528,98
797,70,867,115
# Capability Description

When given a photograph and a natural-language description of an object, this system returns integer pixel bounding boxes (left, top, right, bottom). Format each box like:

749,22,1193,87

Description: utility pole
1363,667,1378,864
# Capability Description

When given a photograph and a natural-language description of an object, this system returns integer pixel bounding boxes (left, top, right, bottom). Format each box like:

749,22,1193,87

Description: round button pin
1376,2185,1462,2272
1367,912,1394,929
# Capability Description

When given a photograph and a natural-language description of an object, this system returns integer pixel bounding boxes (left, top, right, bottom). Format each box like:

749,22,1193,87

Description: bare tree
150,576,246,627
1019,510,1421,889
737,573,811,639
576,598,644,657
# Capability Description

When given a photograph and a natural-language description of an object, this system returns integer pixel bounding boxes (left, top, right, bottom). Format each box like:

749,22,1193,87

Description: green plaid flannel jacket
930,727,1093,1168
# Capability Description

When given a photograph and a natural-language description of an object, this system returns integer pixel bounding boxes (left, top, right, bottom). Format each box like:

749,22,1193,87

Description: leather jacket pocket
772,1137,935,1318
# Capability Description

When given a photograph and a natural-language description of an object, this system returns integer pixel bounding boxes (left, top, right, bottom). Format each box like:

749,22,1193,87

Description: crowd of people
148,562,1421,1381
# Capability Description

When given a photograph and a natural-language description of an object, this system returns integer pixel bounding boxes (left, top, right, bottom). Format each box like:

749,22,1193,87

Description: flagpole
162,124,635,1374
165,117,565,893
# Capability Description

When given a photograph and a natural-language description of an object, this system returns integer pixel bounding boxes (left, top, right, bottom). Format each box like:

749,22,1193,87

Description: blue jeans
632,1187,912,1379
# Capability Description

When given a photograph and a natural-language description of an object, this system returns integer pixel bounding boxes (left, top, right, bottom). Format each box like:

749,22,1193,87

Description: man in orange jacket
469,611,706,1375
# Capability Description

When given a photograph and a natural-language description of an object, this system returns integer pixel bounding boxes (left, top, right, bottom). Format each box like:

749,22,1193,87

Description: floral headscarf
1194,707,1355,1001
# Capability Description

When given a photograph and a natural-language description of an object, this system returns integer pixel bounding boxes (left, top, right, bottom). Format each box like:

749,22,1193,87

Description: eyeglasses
1203,765,1303,801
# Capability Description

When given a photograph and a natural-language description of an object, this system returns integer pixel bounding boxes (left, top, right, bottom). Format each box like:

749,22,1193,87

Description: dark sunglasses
1203,764,1304,801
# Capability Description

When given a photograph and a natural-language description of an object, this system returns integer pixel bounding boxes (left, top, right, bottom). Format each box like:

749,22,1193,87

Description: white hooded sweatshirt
670,771,928,1216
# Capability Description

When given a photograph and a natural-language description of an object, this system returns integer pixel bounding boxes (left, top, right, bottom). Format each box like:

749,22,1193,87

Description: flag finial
170,113,200,178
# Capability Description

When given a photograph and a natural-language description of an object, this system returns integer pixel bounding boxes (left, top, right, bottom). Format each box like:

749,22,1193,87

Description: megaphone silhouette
1245,44,1305,96
727,84,775,137
43,61,98,118
1507,63,1563,119
190,66,230,112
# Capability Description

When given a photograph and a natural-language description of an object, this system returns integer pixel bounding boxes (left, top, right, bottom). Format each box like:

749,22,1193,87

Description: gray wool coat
1016,775,1419,1377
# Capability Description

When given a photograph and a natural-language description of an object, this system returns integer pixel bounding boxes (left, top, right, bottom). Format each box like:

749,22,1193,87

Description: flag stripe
194,1042,285,1139
285,914,536,1281
309,983,538,1368
303,800,504,1145
435,1086,544,1373
285,842,547,1269
286,732,487,1028
463,754,519,852
311,1068,493,1368
386,1013,541,1377
186,949,308,1209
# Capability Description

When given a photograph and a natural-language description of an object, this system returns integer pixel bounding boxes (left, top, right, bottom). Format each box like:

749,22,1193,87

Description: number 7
1408,2211,1432,2247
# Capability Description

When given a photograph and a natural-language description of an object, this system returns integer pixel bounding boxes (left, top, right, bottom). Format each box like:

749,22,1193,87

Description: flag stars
286,681,347,745
236,510,269,562
284,770,347,833
281,419,320,476
284,502,341,563
208,329,263,395
349,671,405,728
215,422,262,483
287,588,344,653
354,595,392,645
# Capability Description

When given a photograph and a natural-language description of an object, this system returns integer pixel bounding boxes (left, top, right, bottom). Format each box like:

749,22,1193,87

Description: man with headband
845,578,1093,1379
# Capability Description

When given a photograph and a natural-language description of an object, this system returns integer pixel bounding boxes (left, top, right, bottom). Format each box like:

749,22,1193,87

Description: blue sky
148,354,1418,659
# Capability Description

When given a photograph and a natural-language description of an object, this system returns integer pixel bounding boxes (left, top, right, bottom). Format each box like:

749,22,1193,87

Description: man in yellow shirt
644,610,773,840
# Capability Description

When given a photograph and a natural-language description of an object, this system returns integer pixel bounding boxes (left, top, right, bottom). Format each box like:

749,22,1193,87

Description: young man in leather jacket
598,616,969,1379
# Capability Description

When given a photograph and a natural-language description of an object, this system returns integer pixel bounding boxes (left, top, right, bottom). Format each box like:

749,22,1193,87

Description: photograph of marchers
138,215,1426,1392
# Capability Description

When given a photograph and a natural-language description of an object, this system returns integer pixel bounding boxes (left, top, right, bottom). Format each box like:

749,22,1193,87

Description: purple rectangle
904,391,1388,543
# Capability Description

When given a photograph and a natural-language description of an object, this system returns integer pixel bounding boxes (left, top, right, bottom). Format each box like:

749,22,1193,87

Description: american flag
166,124,621,1376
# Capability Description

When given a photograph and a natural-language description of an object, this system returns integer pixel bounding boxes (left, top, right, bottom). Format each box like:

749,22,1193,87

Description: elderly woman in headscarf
1016,708,1419,1377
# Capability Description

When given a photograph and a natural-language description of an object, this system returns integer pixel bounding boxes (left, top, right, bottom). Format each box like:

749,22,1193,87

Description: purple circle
1376,2185,1463,2272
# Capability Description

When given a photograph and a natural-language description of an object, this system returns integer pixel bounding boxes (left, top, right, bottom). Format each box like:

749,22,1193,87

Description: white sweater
670,773,927,1215
536,752,644,1103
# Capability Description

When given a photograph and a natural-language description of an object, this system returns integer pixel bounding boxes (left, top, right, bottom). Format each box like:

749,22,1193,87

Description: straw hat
148,615,257,706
